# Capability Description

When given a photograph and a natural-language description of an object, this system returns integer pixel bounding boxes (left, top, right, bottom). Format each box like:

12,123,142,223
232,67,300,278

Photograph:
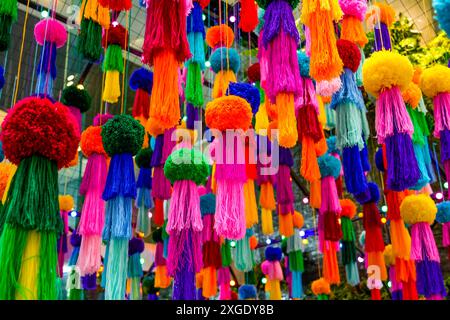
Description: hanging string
36,0,53,98
29,35,39,96
62,32,71,100
12,0,32,106
219,0,223,76
43,0,59,98
432,141,444,196
99,24,111,124
225,0,229,71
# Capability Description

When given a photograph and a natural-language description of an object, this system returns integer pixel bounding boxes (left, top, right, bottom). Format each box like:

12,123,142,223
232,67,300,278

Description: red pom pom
80,126,106,157
196,0,211,8
247,63,261,83
102,24,128,49
98,0,132,11
1,97,80,169
239,0,259,32
206,25,234,49
336,39,361,73
340,199,357,219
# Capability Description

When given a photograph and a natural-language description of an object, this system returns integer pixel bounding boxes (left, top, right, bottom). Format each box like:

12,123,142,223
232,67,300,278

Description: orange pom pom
206,25,234,49
412,67,422,85
339,198,357,219
80,126,106,157
249,235,258,250
293,211,304,229
372,2,396,27
205,96,252,131
402,82,422,109
311,278,331,295
146,117,166,138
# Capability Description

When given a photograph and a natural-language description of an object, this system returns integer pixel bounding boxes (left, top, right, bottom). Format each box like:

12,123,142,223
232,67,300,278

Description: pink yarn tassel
433,92,450,138
77,235,102,276
410,222,441,262
320,176,342,214
152,166,172,200
277,164,294,214
162,127,177,161
316,77,342,97
258,30,270,101
265,261,283,281
67,106,82,134
166,229,203,276
202,214,219,243
442,222,450,247
217,267,231,300
214,180,246,240
304,26,311,57
376,87,414,144
389,266,403,292
167,180,203,233
214,134,247,181
295,77,319,114
78,154,107,235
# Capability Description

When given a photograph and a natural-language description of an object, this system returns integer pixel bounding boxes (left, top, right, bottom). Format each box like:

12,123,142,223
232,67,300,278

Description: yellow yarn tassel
15,231,40,300
83,0,97,20
2,164,17,204
244,179,258,228
268,280,281,300
154,265,171,288
255,103,269,135
367,251,387,281
276,93,297,148
201,266,217,298
389,219,411,260
213,70,237,99
309,179,321,209
279,213,294,237
317,95,327,127
261,208,274,235
79,0,87,21
103,70,121,104
149,49,181,130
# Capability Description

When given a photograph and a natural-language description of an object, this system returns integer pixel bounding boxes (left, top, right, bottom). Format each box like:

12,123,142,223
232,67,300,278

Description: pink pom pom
34,19,67,48
338,0,368,21
261,260,270,275
316,78,342,97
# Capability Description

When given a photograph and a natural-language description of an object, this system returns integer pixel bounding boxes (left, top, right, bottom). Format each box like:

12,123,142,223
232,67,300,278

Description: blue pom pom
297,51,310,78
326,136,340,155
318,154,341,179
129,68,153,94
227,82,260,114
128,237,145,255
374,148,385,172
210,47,240,74
238,285,257,299
367,182,380,204
433,0,450,35
436,201,450,223
200,193,216,216
187,2,205,36
265,246,282,261
0,66,4,90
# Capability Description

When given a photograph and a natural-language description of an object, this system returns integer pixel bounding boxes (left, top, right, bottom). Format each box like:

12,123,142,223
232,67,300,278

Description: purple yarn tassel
440,129,450,162
415,259,447,298
261,0,300,47
173,268,197,300
374,23,391,51
186,103,199,130
342,145,368,194
82,273,97,290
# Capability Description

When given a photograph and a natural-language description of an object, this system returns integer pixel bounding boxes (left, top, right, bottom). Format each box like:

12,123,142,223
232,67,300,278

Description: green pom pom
101,115,144,156
102,44,124,72
255,0,299,9
164,148,210,185
61,85,92,113
135,147,153,168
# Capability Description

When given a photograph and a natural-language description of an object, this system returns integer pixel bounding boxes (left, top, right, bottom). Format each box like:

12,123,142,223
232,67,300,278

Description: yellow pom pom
383,244,395,267
400,194,437,225
402,82,422,108
420,65,450,98
362,50,413,97
311,277,331,295
59,195,75,211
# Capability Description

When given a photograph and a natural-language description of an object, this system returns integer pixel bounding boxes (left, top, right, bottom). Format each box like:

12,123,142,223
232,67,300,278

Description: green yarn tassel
0,0,17,52
56,277,66,300
288,251,304,272
245,270,256,285
103,44,124,72
221,240,232,267
412,107,430,137
341,217,355,242
255,81,265,103
37,231,58,299
185,62,204,107
3,155,61,232
0,0,18,18
0,202,5,236
235,235,254,272
341,217,357,265
77,19,103,62
407,105,425,145
69,289,84,300
317,293,329,300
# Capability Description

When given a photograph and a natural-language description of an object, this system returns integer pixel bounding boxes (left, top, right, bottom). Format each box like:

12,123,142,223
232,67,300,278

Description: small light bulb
338,218,341,225
357,257,364,263
358,212,363,218
67,75,75,81
140,258,145,265
112,21,119,27
76,84,84,90
302,197,309,204
299,230,305,237
41,10,49,18
230,280,236,286
381,205,388,213
202,14,206,21
281,235,285,240
381,217,387,224
67,81,74,87
230,241,236,248
302,239,309,245
229,16,236,23
148,211,153,219
387,281,392,288
445,182,449,189
436,192,444,200
261,277,267,284
70,211,77,218
205,61,211,68
266,239,271,245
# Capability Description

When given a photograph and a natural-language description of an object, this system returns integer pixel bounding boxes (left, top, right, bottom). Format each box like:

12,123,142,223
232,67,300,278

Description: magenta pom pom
34,19,68,48
338,0,368,20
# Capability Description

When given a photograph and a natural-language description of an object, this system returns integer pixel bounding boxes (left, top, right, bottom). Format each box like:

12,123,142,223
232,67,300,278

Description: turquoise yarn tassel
345,262,360,286
355,47,365,87
136,187,152,237
187,32,205,68
291,271,304,298
104,239,128,300
128,253,143,300
326,103,336,129
101,242,109,289
411,142,431,190
335,101,364,150
235,231,254,272
423,139,436,183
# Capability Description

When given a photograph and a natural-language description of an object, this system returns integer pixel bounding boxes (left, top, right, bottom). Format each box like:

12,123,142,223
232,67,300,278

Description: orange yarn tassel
315,134,328,157
244,179,258,228
322,244,340,284
268,280,282,300
278,213,294,237
367,251,387,281
155,265,172,288
202,266,217,298
259,182,275,235
389,219,411,260
211,163,217,194
148,49,180,131
310,179,322,209
276,93,298,148
341,16,368,48
395,257,416,284
300,136,321,182
261,208,274,235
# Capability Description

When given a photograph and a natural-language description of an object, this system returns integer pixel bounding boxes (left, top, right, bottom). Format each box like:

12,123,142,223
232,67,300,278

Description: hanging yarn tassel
311,278,331,300
339,0,368,47
164,148,210,300
370,3,395,51
436,202,450,261
101,115,144,300
286,212,305,298
235,229,255,273
339,199,360,286
135,148,153,237
261,247,283,300
400,195,447,299
130,68,153,124
98,0,132,11
205,96,253,240
0,97,79,300
239,0,259,32
152,228,172,289
61,85,92,134
363,50,420,191
77,126,108,277
384,245,403,300
127,237,145,300
34,19,68,97
0,0,17,52
276,147,295,237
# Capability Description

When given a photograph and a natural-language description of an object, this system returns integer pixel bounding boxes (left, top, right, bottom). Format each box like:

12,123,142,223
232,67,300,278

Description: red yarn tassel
132,88,150,119
385,190,404,220
154,198,164,227
323,212,342,241
239,0,259,32
363,203,385,252
335,176,343,199
371,288,381,300
297,104,323,143
402,279,418,300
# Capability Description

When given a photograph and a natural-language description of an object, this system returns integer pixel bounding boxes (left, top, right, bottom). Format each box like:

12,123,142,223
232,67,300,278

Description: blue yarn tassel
291,271,304,299
360,140,371,172
36,42,57,96
187,3,205,67
104,238,129,300
330,68,365,111
186,2,205,35
342,145,368,194
68,247,80,266
151,135,164,167
103,153,137,200
102,196,133,240
345,262,360,286
137,167,152,189
410,142,431,190
186,102,199,130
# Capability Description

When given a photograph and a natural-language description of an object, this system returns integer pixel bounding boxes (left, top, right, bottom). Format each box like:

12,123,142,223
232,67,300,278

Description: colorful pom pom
1,97,79,169
249,235,258,250
101,114,144,156
311,278,331,295
205,95,253,131
326,136,340,155
420,65,450,98
59,195,74,211
80,126,106,157
34,18,67,48
362,50,413,97
227,82,260,114
318,154,341,179
206,25,234,49
339,0,367,20
336,39,361,73
247,63,261,83
383,244,395,267
61,85,92,113
400,194,437,225
93,113,114,126
102,23,128,49
200,193,216,216
293,211,304,229
135,148,153,169
164,148,210,185
340,199,357,219
129,68,153,94
402,82,422,108
265,246,282,261
436,201,450,223
238,284,257,299
297,51,311,78
210,47,241,73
